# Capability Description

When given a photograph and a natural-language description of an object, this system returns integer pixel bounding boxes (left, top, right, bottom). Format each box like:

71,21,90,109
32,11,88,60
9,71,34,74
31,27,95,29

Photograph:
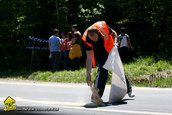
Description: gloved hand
114,42,119,48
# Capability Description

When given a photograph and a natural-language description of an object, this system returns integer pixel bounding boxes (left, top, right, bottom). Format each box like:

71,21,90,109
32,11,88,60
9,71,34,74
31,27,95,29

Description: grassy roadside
0,56,172,87
123,57,172,87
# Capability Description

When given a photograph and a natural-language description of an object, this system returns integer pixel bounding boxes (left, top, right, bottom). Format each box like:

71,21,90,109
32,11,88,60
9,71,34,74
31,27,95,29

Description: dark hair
72,24,78,30
67,31,73,41
61,32,66,37
53,29,59,34
87,27,99,36
120,27,126,33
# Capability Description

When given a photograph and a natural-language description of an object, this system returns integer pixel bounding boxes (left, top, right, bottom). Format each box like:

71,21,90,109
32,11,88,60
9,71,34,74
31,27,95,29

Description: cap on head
72,24,78,30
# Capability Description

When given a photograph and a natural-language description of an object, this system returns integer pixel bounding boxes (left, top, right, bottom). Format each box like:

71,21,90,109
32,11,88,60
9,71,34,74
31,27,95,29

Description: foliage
0,0,171,70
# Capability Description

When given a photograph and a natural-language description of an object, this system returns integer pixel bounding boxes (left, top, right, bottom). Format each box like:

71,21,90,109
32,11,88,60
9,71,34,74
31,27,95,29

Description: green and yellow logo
4,96,17,111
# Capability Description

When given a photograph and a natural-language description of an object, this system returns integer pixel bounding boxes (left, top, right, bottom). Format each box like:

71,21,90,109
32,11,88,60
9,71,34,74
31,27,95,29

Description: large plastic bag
103,46,127,103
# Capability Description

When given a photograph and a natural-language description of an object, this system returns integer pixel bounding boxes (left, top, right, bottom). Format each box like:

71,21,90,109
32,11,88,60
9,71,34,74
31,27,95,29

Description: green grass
26,68,97,83
124,57,172,78
0,56,172,87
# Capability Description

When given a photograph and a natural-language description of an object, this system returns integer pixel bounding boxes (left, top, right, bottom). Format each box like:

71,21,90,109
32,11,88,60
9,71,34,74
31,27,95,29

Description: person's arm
128,39,132,48
108,26,118,46
48,42,52,58
127,36,132,48
59,39,63,48
86,50,92,86
48,42,51,52
110,29,118,43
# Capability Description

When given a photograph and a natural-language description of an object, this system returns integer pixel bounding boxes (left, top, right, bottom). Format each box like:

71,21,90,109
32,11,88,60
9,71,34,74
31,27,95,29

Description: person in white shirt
118,27,132,63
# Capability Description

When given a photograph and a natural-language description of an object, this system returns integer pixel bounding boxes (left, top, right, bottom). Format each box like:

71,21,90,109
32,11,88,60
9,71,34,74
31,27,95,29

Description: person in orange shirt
82,21,135,103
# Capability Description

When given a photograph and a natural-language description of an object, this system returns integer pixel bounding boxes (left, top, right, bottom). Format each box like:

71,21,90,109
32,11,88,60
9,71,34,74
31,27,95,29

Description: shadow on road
83,98,135,108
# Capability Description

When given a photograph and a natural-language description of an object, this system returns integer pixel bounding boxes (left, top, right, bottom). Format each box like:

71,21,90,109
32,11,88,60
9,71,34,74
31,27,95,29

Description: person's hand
60,39,62,44
114,42,119,48
86,75,92,86
49,53,52,58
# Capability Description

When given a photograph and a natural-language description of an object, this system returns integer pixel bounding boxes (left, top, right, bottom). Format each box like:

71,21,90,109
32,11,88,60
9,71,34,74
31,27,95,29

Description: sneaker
128,91,135,97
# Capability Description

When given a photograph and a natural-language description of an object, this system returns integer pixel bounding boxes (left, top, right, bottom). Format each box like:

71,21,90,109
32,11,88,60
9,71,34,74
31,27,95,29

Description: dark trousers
70,57,80,70
60,50,68,70
51,52,60,71
125,75,132,93
94,67,108,98
119,47,128,63
94,67,132,98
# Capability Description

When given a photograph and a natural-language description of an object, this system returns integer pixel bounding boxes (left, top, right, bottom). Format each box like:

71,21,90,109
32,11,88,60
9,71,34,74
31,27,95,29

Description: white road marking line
0,97,172,115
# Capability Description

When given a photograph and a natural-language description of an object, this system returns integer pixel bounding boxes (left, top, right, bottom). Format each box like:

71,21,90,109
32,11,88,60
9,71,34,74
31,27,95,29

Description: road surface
0,79,172,115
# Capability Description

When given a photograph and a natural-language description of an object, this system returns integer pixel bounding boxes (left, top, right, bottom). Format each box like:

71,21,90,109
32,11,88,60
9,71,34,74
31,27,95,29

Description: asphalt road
0,79,172,115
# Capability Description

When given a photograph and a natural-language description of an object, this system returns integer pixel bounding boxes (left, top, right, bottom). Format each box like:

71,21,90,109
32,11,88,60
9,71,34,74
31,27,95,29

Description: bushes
0,0,171,70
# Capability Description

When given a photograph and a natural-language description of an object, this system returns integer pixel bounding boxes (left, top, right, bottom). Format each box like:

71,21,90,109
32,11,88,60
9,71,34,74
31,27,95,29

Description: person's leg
71,57,80,70
94,67,108,98
119,47,128,63
52,52,60,71
123,47,129,62
66,50,71,70
64,51,68,70
125,75,132,93
125,75,135,97
75,57,80,70
56,52,60,71
51,52,56,71
119,48,125,62
70,58,75,71
60,51,64,69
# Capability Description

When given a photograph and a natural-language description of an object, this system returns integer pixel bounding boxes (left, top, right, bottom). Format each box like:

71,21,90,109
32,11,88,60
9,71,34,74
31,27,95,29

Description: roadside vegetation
1,56,172,88
123,57,172,87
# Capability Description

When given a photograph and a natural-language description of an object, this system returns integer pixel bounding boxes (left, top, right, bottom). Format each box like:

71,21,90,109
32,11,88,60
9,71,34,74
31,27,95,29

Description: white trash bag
103,46,127,103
